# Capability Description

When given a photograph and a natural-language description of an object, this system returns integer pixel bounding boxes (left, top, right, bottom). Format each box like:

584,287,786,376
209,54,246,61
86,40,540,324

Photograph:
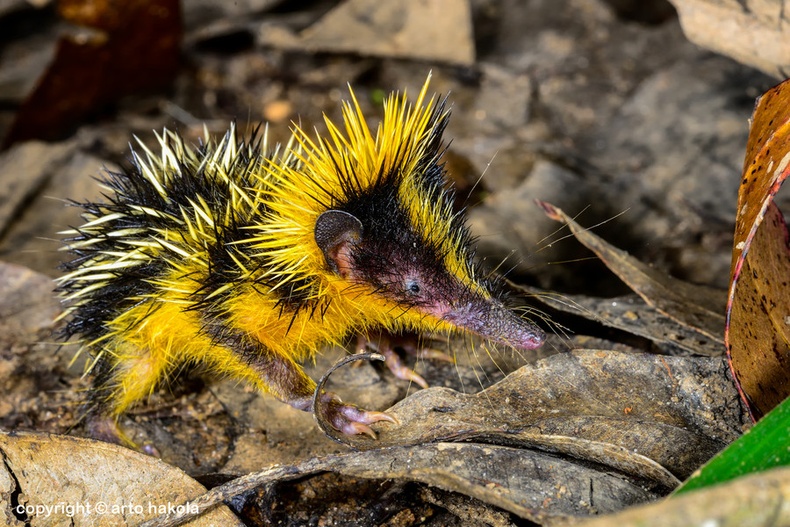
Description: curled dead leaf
726,78,790,419
523,289,724,356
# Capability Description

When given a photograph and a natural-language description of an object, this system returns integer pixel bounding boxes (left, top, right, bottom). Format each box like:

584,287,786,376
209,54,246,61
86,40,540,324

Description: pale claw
317,392,398,438
359,332,453,388
415,348,455,363
391,335,455,364
383,351,429,389
86,415,160,456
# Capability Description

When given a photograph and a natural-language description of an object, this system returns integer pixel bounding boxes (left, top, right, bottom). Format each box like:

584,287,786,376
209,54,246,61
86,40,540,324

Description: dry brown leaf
573,465,790,527
523,289,723,356
143,347,744,526
260,0,475,65
140,442,660,527
0,142,76,239
537,200,726,345
670,0,790,79
0,263,61,339
0,431,241,527
321,350,743,483
727,202,790,419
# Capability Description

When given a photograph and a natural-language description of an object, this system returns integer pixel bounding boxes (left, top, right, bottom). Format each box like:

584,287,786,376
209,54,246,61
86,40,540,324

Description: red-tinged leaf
3,0,182,147
727,201,790,419
726,78,790,420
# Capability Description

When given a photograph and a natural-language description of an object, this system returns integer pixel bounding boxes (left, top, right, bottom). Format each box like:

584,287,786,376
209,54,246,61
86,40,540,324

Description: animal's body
56,77,545,444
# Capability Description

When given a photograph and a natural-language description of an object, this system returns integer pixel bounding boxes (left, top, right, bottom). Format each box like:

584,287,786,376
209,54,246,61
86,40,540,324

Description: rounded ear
314,210,363,276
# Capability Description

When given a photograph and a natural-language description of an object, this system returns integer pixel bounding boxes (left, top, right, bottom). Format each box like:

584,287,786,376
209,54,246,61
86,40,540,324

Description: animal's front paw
315,392,398,438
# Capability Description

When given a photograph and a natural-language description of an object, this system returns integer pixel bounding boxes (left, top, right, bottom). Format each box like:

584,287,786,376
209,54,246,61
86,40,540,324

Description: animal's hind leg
85,339,170,452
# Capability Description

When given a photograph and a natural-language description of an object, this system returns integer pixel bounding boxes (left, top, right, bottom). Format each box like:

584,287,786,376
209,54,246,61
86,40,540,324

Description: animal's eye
405,279,421,296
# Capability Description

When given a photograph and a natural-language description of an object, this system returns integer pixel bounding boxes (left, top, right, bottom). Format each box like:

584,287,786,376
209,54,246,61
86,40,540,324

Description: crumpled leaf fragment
522,289,723,356
259,0,475,66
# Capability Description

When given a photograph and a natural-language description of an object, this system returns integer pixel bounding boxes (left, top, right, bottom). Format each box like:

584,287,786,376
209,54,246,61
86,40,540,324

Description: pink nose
443,299,545,350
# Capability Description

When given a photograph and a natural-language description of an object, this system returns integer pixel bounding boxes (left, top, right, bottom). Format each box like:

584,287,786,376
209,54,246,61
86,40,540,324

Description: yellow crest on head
247,74,463,294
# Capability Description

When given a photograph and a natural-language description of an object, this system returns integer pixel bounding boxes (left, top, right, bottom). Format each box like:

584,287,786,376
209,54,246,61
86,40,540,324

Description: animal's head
262,74,544,350
314,195,544,351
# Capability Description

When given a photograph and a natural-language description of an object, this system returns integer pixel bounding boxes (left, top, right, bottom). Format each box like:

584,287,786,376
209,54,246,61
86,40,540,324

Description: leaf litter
3,3,782,523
